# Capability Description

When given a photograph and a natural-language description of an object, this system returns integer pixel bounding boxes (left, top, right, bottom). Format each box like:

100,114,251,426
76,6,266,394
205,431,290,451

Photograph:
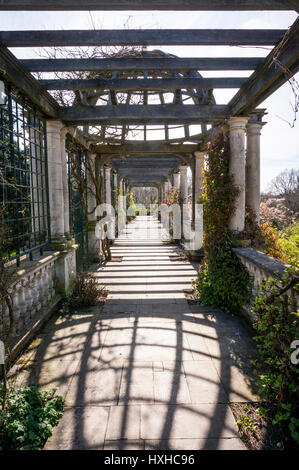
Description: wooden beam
40,77,247,91
0,29,286,47
59,104,229,124
66,118,219,126
93,142,199,154
22,57,264,72
0,1,296,11
230,17,299,115
0,43,58,117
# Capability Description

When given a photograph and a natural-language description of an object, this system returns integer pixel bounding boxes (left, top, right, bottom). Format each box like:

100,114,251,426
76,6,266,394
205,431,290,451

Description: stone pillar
60,127,70,239
46,120,65,242
173,172,179,189
246,121,263,223
47,121,76,294
87,154,99,260
163,179,169,201
194,151,205,204
105,166,112,207
180,165,188,204
113,172,118,204
228,116,249,232
87,154,97,220
158,184,163,204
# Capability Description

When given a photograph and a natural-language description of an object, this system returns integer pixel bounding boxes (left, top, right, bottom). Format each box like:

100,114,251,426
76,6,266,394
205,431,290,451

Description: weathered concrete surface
9,216,259,450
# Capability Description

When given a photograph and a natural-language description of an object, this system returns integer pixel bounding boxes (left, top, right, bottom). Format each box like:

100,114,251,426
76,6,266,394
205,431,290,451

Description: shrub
241,208,285,262
279,222,299,267
252,267,299,446
61,273,107,314
260,222,285,262
0,386,64,450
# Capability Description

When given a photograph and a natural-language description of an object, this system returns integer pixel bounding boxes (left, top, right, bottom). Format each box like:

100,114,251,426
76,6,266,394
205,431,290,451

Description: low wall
1,246,77,362
233,247,292,323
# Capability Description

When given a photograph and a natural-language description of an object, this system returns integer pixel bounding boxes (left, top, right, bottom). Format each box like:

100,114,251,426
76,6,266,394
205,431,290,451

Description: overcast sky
1,9,298,191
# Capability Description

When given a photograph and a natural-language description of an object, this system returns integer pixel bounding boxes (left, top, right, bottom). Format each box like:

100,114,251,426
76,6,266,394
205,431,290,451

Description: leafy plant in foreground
0,386,64,450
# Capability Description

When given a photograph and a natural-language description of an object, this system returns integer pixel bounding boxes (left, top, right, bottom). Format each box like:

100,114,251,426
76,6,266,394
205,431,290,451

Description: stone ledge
6,251,60,284
233,247,287,278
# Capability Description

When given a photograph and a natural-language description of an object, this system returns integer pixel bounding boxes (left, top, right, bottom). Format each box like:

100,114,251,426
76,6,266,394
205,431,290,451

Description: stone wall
233,247,294,323
1,247,77,362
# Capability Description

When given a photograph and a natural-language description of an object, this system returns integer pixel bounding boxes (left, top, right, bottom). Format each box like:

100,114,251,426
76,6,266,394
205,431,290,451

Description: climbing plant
193,131,252,313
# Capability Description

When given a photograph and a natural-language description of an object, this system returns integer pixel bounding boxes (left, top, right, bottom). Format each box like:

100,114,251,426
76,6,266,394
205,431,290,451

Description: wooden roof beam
0,43,58,117
0,1,297,11
59,104,229,123
40,77,247,91
93,142,199,154
230,17,299,115
0,29,286,47
22,57,265,72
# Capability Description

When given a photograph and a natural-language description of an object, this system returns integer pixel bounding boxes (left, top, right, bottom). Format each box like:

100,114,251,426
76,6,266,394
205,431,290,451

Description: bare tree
132,187,158,207
268,168,299,213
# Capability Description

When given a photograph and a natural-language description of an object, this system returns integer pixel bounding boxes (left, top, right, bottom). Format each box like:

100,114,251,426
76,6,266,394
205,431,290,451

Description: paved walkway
9,216,259,450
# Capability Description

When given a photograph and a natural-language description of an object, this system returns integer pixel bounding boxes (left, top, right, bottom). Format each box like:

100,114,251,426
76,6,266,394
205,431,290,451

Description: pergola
0,1,298,237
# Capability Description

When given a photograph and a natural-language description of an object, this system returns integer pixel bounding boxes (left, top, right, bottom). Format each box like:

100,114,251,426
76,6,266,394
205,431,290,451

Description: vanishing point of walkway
9,216,259,450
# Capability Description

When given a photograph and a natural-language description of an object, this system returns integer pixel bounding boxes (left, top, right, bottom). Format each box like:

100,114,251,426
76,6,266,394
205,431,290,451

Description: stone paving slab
12,216,260,450
145,438,246,450
44,405,109,450
140,403,239,439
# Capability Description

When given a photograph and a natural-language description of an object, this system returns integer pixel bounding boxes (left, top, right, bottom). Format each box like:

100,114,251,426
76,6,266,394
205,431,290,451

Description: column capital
60,126,68,139
228,116,249,131
180,165,188,173
246,121,264,136
194,151,205,159
46,120,64,133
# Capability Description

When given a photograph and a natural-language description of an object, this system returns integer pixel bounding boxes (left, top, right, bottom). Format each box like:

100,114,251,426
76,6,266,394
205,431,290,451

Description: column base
55,246,77,296
48,236,75,251
87,221,100,262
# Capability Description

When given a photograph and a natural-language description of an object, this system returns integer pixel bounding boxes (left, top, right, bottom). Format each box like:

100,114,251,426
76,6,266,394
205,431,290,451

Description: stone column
113,172,118,205
173,172,179,189
228,116,249,232
158,184,163,204
60,127,70,239
105,166,112,207
87,154,97,220
87,154,99,260
47,121,76,294
194,151,205,204
46,120,65,242
163,179,169,201
180,165,188,204
246,121,263,223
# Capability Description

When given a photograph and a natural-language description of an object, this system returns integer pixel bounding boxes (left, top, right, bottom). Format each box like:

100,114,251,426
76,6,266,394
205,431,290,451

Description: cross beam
22,57,264,73
40,77,247,91
0,1,296,11
59,104,229,125
0,29,286,47
94,143,199,154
